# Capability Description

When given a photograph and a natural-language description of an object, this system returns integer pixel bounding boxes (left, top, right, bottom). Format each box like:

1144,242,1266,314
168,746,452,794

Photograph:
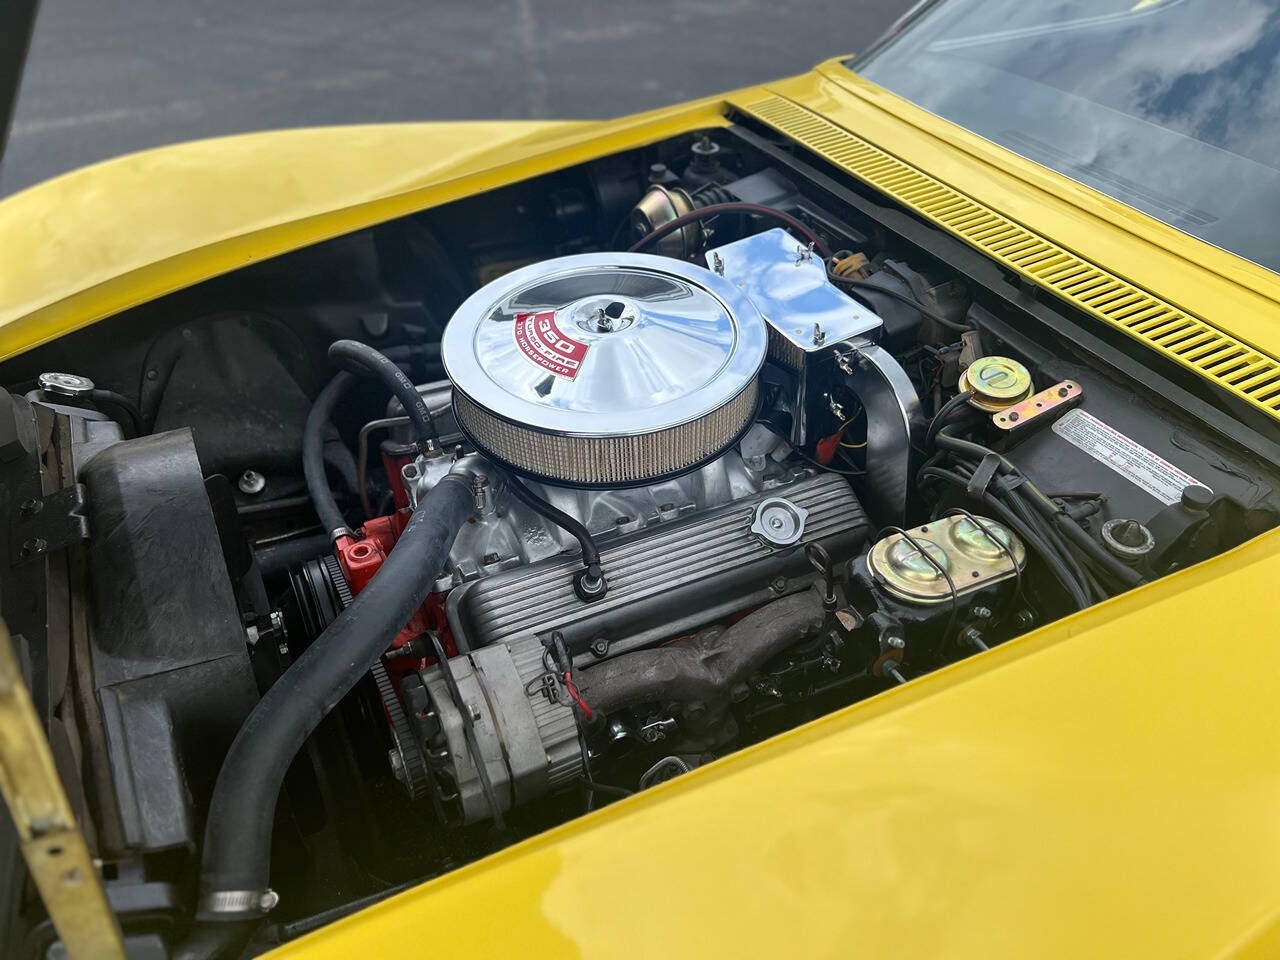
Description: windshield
853,0,1280,272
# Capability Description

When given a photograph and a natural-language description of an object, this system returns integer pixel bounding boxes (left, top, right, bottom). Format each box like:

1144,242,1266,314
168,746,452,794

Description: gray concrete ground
0,0,911,196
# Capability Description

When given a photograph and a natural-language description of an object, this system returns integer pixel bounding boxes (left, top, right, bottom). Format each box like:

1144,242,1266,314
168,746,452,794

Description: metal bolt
590,637,610,658
887,636,905,650
835,351,854,375
18,498,41,519
388,749,406,782
769,515,784,530
20,537,46,559
712,252,724,275
770,576,787,594
468,703,482,721
812,322,826,346
471,474,490,512
238,469,266,495
259,890,280,912
971,606,993,621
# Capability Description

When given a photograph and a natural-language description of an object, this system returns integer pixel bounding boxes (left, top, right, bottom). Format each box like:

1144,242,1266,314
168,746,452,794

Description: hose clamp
328,525,355,544
198,888,280,918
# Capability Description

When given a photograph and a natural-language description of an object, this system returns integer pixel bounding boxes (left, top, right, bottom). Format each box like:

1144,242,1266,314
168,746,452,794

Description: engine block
401,467,870,823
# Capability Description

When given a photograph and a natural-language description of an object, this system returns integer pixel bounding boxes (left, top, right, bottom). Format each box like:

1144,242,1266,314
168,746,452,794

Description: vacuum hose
328,339,436,441
302,370,356,538
503,472,607,602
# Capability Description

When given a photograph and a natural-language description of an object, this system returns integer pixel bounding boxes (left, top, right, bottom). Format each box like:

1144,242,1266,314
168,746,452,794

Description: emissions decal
513,311,589,380
1052,409,1209,506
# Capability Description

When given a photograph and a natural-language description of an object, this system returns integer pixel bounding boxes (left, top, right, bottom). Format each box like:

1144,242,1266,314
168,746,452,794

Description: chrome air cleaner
442,253,768,486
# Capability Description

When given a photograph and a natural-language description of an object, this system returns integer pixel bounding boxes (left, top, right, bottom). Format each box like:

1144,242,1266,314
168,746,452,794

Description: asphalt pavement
1,0,911,196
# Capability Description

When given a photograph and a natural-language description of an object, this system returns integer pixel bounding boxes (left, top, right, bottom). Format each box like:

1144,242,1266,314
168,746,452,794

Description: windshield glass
853,0,1280,271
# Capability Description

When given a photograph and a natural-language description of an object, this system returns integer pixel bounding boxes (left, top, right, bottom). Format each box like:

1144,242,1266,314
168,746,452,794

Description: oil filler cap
751,497,808,547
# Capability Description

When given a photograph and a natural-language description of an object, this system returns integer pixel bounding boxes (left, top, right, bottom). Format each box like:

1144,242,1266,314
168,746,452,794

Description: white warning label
1052,409,1208,506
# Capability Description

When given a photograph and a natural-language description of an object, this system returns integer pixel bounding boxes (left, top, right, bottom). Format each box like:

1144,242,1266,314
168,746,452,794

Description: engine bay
3,123,1278,955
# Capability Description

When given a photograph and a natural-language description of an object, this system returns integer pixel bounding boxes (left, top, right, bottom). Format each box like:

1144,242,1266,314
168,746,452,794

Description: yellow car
3,1,1280,957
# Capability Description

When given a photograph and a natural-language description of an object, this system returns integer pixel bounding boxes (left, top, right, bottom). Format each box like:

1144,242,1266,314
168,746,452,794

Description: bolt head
388,749,406,782
259,890,280,912
238,469,266,495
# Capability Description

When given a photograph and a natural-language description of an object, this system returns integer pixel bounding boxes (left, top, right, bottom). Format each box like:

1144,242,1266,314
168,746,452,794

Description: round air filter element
442,253,767,487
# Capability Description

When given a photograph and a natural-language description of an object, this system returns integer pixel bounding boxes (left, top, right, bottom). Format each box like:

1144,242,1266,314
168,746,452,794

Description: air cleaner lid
442,253,768,438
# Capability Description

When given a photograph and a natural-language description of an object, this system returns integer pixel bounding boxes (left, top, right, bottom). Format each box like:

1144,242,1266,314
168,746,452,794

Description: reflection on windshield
855,0,1280,271
926,0,1188,53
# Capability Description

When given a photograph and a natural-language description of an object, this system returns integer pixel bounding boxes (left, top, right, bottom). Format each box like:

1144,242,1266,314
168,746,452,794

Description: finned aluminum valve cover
441,253,768,486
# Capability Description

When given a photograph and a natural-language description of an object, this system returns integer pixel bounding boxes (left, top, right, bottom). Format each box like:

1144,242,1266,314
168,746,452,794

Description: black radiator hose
178,474,473,956
575,590,825,714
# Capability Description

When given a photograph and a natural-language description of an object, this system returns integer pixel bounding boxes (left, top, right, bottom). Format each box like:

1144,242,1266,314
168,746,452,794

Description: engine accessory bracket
992,380,1084,436
9,483,89,565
